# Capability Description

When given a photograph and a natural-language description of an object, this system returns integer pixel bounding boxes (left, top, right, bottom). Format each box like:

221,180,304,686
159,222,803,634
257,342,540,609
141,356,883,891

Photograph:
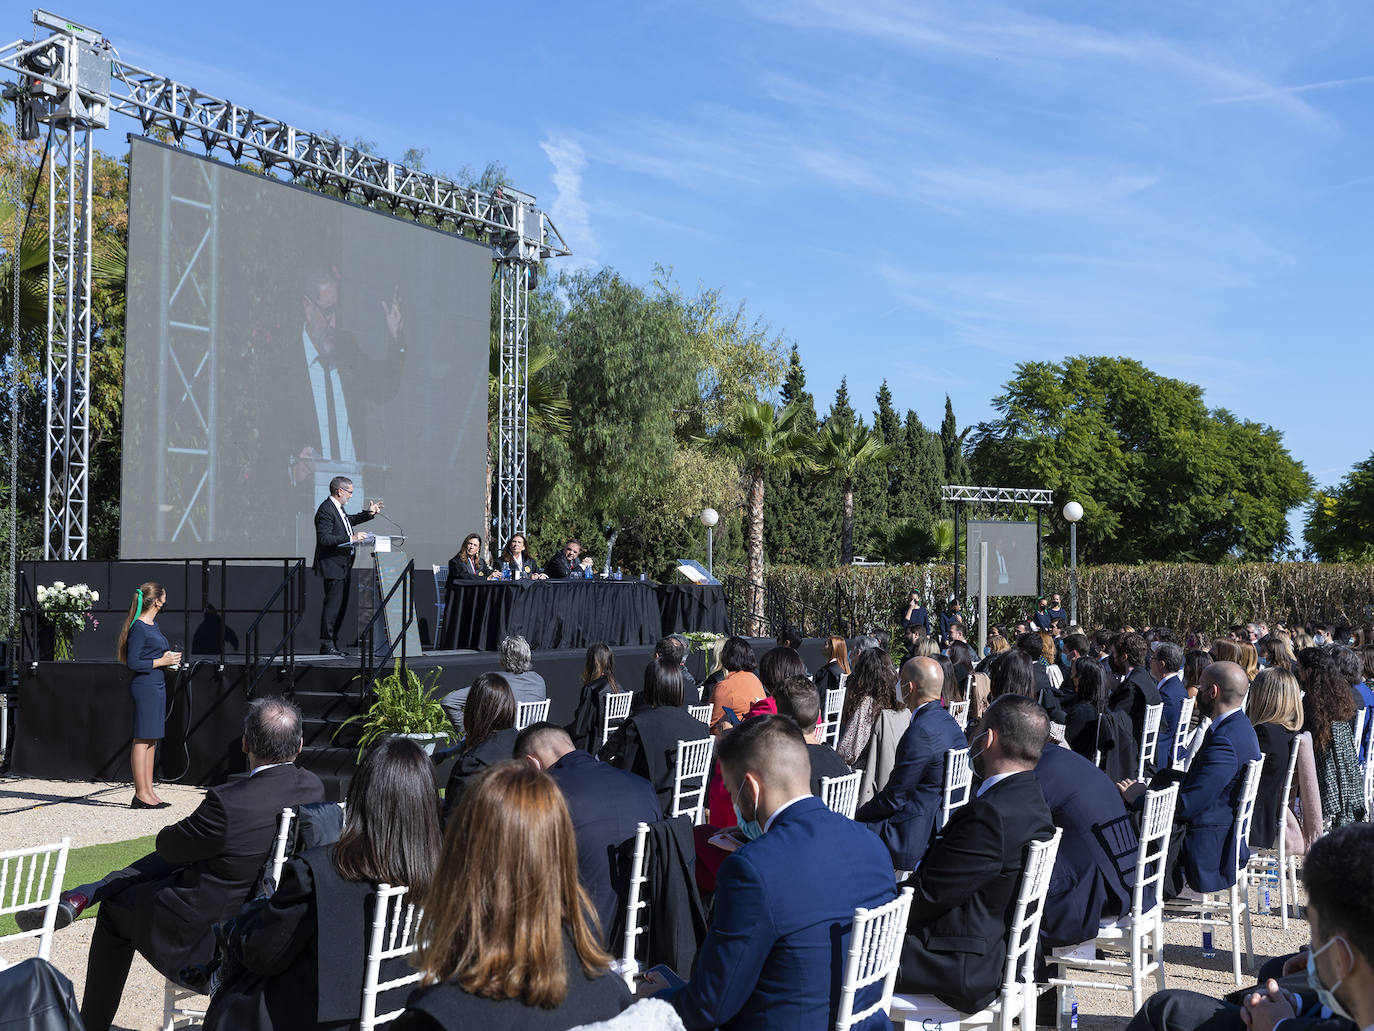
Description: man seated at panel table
544,537,583,580
16,699,325,1031
641,715,897,1030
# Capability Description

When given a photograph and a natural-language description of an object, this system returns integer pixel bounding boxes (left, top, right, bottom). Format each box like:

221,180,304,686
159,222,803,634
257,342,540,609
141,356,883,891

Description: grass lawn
0,835,157,936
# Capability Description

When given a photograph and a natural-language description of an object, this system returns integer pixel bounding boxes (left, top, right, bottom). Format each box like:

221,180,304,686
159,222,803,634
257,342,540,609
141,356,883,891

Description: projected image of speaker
121,138,490,567
965,520,1039,597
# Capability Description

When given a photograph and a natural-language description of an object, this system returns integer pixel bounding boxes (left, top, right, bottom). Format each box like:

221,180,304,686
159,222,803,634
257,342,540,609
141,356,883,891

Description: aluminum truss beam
941,485,1054,506
1,9,568,556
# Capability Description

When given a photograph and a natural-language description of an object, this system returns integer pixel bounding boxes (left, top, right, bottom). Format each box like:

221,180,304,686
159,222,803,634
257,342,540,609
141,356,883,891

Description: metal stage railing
242,559,306,697
358,559,415,686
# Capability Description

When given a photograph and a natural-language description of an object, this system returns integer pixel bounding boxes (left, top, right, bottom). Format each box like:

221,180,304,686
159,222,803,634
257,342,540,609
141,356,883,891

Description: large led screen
121,137,490,567
965,519,1040,598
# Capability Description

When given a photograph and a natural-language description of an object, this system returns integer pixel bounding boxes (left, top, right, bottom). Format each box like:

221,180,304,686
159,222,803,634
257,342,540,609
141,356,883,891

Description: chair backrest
821,771,862,819
834,886,915,1031
1001,829,1063,991
1137,702,1164,780
938,747,973,830
823,682,847,748
268,807,297,890
670,736,716,825
359,883,423,1030
948,698,970,731
1364,752,1374,823
1171,696,1196,767
1276,734,1303,838
0,838,70,962
688,703,713,726
601,691,634,748
1229,759,1266,879
619,821,651,983
1132,784,1180,917
1355,707,1368,760
515,698,551,731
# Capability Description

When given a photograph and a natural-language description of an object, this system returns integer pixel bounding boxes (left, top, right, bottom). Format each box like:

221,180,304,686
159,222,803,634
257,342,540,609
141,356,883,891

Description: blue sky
46,1,1374,541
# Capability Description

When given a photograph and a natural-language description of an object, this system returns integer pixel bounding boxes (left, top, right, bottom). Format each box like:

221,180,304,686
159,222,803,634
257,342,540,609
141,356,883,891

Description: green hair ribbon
134,588,143,621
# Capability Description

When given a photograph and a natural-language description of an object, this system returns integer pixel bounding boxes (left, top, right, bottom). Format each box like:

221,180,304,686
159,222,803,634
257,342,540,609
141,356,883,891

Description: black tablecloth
438,581,727,651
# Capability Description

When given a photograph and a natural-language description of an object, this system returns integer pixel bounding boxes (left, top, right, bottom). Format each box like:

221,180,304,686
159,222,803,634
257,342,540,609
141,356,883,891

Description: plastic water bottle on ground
1258,878,1272,916
1201,913,1215,958
1057,986,1079,1031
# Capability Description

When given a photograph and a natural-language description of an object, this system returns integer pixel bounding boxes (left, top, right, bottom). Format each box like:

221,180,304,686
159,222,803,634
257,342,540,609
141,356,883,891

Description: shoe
15,890,89,932
320,645,346,657
131,797,172,810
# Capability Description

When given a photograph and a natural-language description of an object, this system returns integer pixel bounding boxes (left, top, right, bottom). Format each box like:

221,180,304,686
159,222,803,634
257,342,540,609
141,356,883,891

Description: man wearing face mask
894,695,1056,1011
1125,822,1374,1031
645,715,896,1030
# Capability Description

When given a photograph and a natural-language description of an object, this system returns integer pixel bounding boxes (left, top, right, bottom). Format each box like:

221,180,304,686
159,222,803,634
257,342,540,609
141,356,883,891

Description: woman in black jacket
566,642,619,753
205,737,442,1030
443,674,519,818
396,763,630,1030
1063,656,1110,762
598,657,709,814
1247,666,1303,849
447,533,492,582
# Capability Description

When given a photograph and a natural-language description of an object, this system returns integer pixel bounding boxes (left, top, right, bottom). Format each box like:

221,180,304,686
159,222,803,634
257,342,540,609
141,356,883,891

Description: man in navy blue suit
856,656,966,870
1150,641,1187,766
514,722,662,944
1036,742,1136,947
1109,632,1164,773
1118,660,1262,897
648,715,897,1030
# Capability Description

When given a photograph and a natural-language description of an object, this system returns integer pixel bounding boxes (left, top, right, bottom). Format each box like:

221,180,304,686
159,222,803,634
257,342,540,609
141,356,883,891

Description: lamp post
1062,501,1083,627
700,508,719,577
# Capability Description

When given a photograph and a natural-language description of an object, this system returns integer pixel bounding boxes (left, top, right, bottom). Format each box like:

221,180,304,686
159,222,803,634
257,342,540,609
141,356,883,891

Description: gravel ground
2,775,1314,1030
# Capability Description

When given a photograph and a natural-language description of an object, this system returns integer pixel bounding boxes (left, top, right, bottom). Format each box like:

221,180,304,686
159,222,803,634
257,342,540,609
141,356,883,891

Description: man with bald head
856,655,967,870
1118,660,1261,897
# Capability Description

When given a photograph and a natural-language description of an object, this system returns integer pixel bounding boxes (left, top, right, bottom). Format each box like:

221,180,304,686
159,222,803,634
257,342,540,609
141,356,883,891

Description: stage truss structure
1,8,568,558
941,485,1055,603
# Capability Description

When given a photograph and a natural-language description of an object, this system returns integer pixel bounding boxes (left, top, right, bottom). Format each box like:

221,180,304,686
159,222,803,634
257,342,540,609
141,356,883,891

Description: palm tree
814,420,892,564
711,399,813,632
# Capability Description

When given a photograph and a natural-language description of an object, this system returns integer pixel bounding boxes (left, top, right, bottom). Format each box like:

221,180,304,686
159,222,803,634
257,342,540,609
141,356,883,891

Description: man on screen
287,266,407,498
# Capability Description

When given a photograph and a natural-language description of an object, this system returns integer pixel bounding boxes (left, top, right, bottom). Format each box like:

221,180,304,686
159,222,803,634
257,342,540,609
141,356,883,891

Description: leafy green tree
765,346,834,566
969,356,1312,562
940,395,971,490
1305,454,1374,561
815,421,892,564
710,400,813,630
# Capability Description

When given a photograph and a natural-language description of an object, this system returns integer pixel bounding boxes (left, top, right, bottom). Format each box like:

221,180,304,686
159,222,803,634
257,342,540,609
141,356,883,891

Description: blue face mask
732,782,764,841
1307,937,1351,1021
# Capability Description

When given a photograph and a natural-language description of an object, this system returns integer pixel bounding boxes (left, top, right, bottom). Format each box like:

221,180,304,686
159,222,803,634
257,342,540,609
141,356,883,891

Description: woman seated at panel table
489,533,546,580
447,533,493,582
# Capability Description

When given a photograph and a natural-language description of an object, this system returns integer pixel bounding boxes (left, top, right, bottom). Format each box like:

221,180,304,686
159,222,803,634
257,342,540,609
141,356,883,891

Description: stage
8,638,828,800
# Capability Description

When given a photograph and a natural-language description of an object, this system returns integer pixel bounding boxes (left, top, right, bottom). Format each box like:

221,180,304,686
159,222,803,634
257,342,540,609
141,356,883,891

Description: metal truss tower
1,9,567,557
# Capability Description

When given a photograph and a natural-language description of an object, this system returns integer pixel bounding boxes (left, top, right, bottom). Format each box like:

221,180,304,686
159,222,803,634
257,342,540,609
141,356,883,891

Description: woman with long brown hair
834,648,904,767
116,581,181,809
567,642,618,753
398,763,629,1029
1299,648,1366,827
812,635,850,698
442,674,518,818
447,533,492,581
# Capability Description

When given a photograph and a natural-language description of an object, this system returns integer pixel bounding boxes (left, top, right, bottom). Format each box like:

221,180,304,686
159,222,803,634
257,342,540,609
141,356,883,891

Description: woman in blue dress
116,581,182,809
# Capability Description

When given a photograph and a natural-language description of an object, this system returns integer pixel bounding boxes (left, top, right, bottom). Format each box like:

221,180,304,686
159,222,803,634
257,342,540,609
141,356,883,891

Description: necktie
323,363,341,460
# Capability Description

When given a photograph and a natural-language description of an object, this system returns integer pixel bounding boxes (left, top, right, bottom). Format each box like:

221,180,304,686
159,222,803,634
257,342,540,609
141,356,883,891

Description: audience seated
708,637,766,733
812,634,851,699
599,658,711,815
516,721,662,944
441,636,546,727
1108,632,1164,774
1062,655,1111,762
443,673,519,818
18,699,325,1031
567,642,621,753
1247,667,1315,850
771,674,851,795
757,646,805,700
1035,739,1136,948
203,736,441,1030
834,646,908,780
396,762,631,1030
1300,647,1367,827
656,635,699,704
855,655,965,870
1126,822,1374,1031
642,715,897,1030
1117,660,1261,897
1151,641,1187,758
895,695,1056,1011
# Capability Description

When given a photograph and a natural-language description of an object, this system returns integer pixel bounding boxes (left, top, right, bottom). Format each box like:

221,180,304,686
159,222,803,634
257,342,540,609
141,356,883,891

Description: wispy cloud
540,134,598,267
1205,72,1374,107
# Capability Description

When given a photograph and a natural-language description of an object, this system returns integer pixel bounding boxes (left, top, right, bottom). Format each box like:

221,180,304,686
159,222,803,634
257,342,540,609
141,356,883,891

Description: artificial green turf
0,834,157,936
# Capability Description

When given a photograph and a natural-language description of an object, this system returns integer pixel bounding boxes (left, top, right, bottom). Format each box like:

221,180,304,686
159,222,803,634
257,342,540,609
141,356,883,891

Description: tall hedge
759,563,1374,638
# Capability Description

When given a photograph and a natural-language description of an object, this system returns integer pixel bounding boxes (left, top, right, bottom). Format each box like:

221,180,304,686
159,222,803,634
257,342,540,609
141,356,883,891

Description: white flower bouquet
36,581,100,659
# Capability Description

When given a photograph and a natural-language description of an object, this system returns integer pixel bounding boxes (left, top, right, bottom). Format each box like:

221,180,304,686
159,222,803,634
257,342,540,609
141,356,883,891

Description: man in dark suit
1125,822,1374,1031
896,695,1056,1011
772,675,852,796
857,655,966,870
544,538,582,580
1118,660,1262,897
515,722,661,944
22,699,325,1031
1036,742,1136,947
1150,641,1187,766
312,475,381,655
1109,631,1164,773
646,715,896,1030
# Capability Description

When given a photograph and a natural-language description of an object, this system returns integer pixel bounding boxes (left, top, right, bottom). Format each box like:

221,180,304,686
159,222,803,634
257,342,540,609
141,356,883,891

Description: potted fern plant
333,659,453,759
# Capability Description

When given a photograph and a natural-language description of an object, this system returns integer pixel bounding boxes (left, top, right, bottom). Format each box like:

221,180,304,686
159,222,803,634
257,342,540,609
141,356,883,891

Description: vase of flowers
37,581,100,660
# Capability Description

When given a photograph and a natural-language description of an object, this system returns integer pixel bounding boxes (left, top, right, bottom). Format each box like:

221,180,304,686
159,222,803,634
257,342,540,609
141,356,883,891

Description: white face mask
1307,937,1352,1021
